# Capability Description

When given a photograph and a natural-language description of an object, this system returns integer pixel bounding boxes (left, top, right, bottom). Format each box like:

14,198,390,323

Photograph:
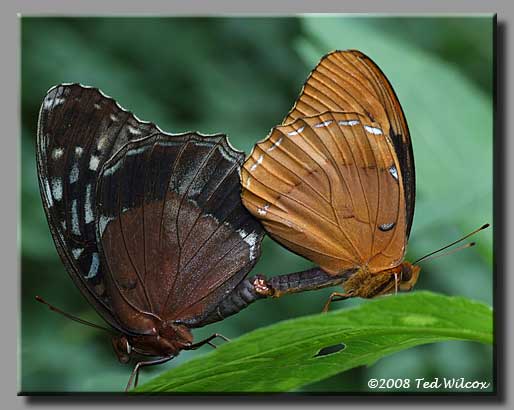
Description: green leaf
135,292,492,393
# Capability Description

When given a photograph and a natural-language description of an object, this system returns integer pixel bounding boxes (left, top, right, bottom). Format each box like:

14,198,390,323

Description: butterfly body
340,262,420,299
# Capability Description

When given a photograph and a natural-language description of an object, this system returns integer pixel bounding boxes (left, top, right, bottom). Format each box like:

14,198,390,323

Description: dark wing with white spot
241,112,406,275
36,84,160,330
96,133,264,331
284,50,415,238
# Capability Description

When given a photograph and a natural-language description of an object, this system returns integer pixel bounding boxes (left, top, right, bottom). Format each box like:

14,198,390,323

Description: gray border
5,0,512,409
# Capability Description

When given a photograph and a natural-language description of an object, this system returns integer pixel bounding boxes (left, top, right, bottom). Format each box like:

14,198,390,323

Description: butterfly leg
126,356,173,392
187,333,231,351
321,292,352,313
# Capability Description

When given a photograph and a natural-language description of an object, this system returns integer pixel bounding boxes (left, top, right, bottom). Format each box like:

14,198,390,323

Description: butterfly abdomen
195,276,269,325
266,268,354,297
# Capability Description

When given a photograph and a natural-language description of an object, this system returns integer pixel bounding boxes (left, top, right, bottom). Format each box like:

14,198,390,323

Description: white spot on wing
51,178,62,201
85,184,94,224
157,140,180,148
43,97,65,110
257,203,270,216
52,148,64,160
379,222,395,232
97,136,108,150
75,146,83,157
69,162,79,184
127,146,147,156
314,120,333,128
127,125,142,135
71,199,80,235
93,103,101,110
109,114,119,122
249,155,263,172
72,248,83,259
389,165,399,181
86,253,100,279
102,160,122,177
364,125,383,135
287,126,305,136
237,228,259,261
98,215,115,237
267,136,283,152
338,119,360,126
89,155,100,171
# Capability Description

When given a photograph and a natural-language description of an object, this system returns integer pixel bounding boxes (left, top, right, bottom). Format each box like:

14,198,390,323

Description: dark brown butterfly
36,84,267,390
240,50,420,309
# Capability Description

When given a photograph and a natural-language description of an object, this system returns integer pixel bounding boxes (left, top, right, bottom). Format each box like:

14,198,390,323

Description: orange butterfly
241,50,420,310
241,50,487,310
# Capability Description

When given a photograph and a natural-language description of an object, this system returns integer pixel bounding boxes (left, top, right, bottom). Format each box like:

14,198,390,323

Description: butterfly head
343,262,421,299
389,224,490,297
365,262,421,298
397,261,421,292
112,335,133,364
111,322,193,363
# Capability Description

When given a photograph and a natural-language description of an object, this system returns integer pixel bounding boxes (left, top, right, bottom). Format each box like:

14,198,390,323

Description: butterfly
36,84,267,390
240,50,421,310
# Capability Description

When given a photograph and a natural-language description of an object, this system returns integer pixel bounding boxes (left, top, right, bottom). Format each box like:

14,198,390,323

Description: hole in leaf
313,343,346,358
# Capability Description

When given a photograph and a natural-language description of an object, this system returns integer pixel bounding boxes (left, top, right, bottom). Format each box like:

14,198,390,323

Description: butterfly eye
111,336,131,364
401,264,412,282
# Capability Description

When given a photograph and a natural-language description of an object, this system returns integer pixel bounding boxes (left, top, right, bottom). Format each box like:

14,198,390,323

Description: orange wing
241,112,407,275
284,50,415,238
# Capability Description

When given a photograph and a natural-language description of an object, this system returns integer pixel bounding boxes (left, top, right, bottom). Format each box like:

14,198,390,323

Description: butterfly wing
96,133,264,332
241,112,406,275
284,50,415,238
36,84,161,330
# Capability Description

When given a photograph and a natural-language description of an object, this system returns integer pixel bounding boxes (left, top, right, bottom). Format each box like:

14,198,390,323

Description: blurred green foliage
20,16,493,393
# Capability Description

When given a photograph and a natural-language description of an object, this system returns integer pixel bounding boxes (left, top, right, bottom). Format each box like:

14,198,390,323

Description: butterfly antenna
415,242,476,264
413,223,489,265
35,295,115,335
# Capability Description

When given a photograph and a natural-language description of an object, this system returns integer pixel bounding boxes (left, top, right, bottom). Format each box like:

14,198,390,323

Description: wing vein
252,141,333,206
157,136,191,306
116,157,154,313
180,160,239,267
320,116,367,261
